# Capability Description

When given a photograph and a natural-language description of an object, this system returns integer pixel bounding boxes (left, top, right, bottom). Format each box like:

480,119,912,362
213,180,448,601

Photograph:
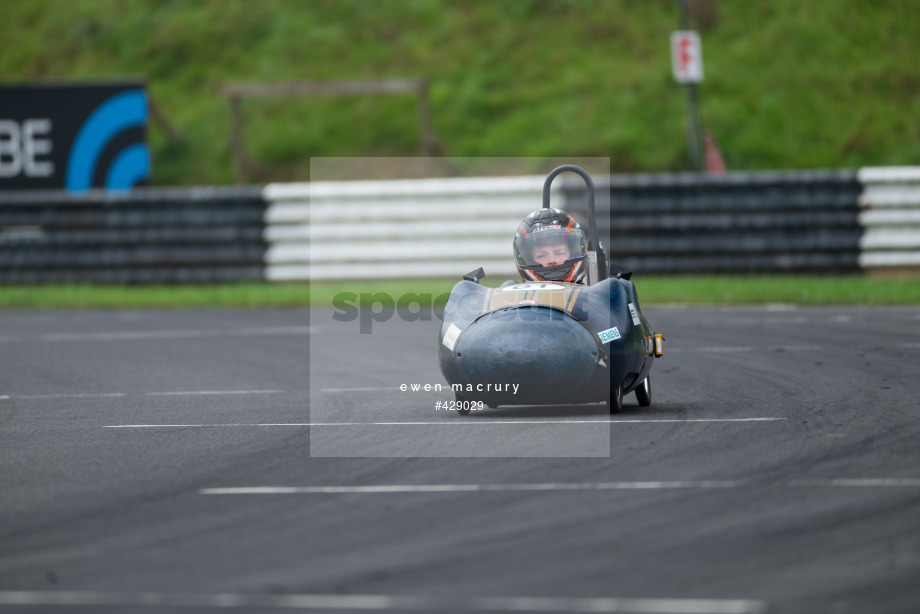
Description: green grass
2,0,918,184
2,276,918,309
636,275,920,306
0,283,310,309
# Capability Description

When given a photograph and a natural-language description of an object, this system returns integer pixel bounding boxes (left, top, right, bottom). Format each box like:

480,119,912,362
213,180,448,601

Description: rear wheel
607,382,624,414
635,375,652,407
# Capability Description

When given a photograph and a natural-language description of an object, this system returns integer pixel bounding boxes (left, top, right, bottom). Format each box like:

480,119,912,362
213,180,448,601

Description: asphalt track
1,304,920,614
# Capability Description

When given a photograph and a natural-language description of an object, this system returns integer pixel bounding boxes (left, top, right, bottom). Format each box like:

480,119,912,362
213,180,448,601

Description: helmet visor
514,225,587,268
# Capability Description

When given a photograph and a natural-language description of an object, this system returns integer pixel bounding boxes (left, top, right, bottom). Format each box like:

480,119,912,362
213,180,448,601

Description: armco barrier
264,170,865,280
1,168,918,283
0,187,265,283
857,167,920,269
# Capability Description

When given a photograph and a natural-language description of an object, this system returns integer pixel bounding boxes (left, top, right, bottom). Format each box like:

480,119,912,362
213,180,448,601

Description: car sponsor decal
628,303,641,326
442,323,462,351
598,326,621,343
565,285,583,311
500,283,566,292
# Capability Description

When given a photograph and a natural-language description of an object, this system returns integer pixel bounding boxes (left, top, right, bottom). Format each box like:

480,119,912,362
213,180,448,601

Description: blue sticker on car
598,326,621,343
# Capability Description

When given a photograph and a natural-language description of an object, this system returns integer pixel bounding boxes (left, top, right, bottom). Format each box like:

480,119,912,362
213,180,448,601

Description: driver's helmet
513,208,588,283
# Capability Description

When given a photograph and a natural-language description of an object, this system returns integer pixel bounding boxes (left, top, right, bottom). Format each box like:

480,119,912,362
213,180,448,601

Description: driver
513,208,588,283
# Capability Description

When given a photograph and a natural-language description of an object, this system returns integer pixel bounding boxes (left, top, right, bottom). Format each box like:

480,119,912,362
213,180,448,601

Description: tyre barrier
0,186,266,283
564,170,863,273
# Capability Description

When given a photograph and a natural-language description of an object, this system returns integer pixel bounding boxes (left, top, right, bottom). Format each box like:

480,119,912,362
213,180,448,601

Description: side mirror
609,261,632,280
462,267,486,283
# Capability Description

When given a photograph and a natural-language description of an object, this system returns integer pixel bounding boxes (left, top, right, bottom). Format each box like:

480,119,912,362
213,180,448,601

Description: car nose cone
455,307,599,394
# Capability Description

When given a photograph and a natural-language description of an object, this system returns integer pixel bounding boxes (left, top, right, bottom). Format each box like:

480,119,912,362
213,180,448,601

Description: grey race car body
437,165,663,413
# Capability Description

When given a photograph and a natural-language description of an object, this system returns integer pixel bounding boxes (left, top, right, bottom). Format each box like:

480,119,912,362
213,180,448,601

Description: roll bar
542,164,602,284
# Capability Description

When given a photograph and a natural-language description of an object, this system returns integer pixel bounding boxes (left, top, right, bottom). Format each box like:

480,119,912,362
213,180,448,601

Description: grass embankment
2,1,919,184
1,276,918,309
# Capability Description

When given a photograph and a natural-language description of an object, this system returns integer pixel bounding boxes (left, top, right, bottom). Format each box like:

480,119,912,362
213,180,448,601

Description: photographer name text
401,383,520,394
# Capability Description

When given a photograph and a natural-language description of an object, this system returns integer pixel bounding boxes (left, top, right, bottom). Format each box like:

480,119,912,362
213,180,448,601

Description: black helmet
513,208,588,283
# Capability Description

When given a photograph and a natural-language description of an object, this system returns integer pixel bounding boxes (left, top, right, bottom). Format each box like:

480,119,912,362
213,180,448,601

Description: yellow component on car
654,333,664,357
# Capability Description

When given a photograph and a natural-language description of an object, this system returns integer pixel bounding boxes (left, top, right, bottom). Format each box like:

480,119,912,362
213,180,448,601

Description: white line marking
307,418,788,426
16,392,127,399
698,346,755,353
768,345,821,352
39,326,313,342
791,478,920,487
202,481,744,495
320,387,396,393
0,591,766,613
104,418,787,428
696,345,820,353
10,390,290,400
764,303,798,311
202,478,920,496
105,424,310,428
0,395,9,400
147,389,283,397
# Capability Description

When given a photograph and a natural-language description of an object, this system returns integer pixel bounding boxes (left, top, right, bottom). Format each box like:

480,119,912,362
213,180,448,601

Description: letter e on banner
671,31,703,84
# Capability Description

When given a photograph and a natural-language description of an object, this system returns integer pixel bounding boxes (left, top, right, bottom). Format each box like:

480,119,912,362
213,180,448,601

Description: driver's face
533,242,570,267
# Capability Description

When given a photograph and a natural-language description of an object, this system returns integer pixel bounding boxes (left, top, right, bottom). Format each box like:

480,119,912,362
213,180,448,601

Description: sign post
671,1,704,171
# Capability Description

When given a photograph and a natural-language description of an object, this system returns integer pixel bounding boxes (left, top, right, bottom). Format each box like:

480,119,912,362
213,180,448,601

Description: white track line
305,419,788,425
13,392,126,399
104,418,787,428
201,479,920,495
321,387,397,392
791,478,920,487
698,346,755,353
767,345,821,352
9,390,287,400
202,482,744,495
39,326,313,342
0,591,766,613
146,389,283,396
696,345,820,353
764,303,798,311
105,423,310,428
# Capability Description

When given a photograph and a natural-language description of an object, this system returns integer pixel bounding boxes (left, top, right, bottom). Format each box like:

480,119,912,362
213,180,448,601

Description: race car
437,164,663,413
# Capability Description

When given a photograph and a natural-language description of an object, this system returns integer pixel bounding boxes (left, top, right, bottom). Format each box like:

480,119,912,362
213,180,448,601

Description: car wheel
607,382,624,414
635,375,651,407
455,392,471,415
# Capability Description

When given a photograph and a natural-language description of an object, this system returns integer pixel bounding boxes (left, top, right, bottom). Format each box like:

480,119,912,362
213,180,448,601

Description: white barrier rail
857,167,920,269
260,167,920,281
263,176,560,281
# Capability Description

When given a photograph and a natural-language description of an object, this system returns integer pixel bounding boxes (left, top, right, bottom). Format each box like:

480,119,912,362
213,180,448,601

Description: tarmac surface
1,304,919,613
